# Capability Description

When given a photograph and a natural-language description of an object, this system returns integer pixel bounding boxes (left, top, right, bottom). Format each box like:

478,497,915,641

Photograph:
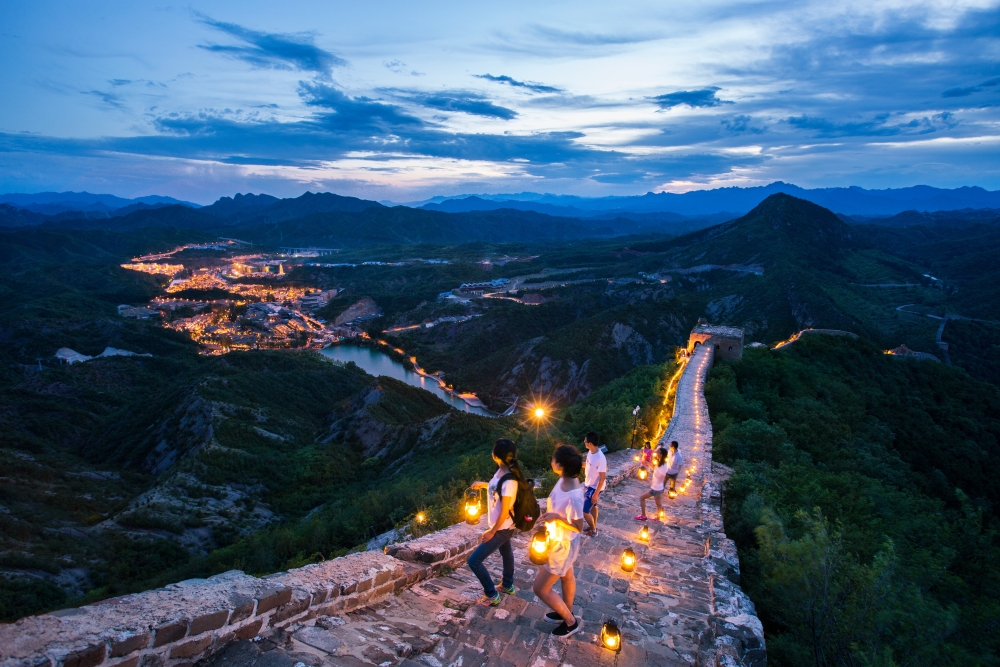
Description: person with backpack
635,447,668,521
665,440,684,494
468,438,538,606
534,444,585,638
582,432,607,537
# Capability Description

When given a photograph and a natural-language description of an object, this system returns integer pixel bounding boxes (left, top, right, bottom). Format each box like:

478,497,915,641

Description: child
467,438,524,606
641,440,653,467
533,444,585,638
635,447,668,521
582,432,606,537
665,440,684,494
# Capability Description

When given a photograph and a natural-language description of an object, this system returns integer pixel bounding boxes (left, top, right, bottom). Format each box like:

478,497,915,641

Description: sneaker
498,584,516,595
544,611,563,623
634,515,648,521
552,620,581,637
477,593,501,607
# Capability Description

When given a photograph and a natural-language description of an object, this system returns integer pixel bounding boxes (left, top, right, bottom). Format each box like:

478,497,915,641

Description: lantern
464,488,482,525
621,547,636,572
633,454,640,462
600,620,622,652
416,512,426,524
637,467,648,481
639,524,649,541
668,488,678,500
529,528,549,564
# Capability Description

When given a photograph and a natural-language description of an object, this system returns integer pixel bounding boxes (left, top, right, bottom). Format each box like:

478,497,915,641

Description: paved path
207,343,764,667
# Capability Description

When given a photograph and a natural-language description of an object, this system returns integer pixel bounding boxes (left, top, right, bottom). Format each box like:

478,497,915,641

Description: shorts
544,538,581,577
649,488,663,497
583,486,599,514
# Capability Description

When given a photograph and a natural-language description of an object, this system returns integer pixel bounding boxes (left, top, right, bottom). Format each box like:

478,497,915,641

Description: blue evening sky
1,0,998,203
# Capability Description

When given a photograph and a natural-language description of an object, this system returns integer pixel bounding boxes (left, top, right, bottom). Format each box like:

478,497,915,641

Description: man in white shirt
582,432,606,537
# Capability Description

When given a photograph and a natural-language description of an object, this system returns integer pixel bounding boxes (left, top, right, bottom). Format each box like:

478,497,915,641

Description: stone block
228,596,255,624
253,587,291,616
356,578,372,594
188,610,230,636
234,619,264,641
152,620,188,647
60,644,106,667
109,632,150,657
168,635,212,659
111,657,138,667
270,590,311,625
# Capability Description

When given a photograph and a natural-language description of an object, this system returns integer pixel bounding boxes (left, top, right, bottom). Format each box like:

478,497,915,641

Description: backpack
496,473,541,531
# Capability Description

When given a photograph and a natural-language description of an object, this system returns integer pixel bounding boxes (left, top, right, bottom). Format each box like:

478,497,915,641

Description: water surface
320,344,494,417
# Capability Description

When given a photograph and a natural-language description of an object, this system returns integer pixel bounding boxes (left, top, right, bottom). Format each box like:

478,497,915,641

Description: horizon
2,1,999,202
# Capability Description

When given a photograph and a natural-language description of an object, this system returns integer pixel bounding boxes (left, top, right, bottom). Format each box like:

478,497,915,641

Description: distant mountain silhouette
413,182,1000,217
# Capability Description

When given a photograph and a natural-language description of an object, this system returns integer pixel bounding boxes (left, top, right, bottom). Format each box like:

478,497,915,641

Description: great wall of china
1,339,765,667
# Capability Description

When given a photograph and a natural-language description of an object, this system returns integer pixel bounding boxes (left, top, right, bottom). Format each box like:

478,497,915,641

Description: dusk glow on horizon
2,1,999,203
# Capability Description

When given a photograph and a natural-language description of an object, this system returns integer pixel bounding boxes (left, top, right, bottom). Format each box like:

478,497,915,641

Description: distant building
687,319,744,363
458,278,510,295
886,344,940,362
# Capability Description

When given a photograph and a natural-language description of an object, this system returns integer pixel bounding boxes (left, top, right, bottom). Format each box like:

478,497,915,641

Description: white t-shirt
665,449,684,475
650,464,668,491
546,480,585,543
487,469,517,531
584,449,607,491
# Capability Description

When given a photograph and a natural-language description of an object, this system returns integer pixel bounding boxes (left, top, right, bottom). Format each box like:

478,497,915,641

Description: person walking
467,438,523,606
635,447,668,521
665,440,684,494
641,440,653,466
582,432,606,537
534,444,585,638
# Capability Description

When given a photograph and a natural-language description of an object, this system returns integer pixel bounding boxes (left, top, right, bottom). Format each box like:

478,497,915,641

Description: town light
529,528,549,564
534,406,546,419
621,548,637,572
637,467,648,481
464,489,482,525
600,620,623,652
639,524,649,541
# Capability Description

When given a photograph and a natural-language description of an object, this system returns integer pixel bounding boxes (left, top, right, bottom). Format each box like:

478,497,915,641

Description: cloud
384,60,424,76
530,26,656,46
722,115,766,135
474,74,563,94
787,112,958,138
652,88,732,110
83,90,126,110
943,76,1000,98
196,15,346,73
382,88,517,120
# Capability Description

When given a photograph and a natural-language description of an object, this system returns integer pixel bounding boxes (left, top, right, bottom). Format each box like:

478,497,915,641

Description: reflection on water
319,344,494,417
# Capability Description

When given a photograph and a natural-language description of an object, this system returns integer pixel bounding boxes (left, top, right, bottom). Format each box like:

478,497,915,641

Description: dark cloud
722,115,766,134
474,74,563,94
787,112,958,137
196,15,346,73
83,90,126,110
381,88,516,119
652,88,732,110
943,76,1000,98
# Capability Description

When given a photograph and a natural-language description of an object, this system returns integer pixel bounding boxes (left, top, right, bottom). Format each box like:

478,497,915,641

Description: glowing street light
534,406,546,419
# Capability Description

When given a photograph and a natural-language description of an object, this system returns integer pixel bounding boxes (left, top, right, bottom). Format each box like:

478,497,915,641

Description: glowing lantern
416,512,426,524
529,528,549,564
600,620,622,652
658,508,666,521
621,548,637,572
637,467,649,481
534,406,546,419
668,489,678,500
464,489,482,525
639,524,649,541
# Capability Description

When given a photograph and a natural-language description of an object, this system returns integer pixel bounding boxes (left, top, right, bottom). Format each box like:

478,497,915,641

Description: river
319,344,494,417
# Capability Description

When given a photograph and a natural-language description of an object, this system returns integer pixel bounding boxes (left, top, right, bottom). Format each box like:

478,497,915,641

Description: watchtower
687,319,744,363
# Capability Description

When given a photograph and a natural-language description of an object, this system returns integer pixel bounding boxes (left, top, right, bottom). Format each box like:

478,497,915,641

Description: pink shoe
634,515,648,521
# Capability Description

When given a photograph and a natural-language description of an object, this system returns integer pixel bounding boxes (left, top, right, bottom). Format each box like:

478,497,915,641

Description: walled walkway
1,344,764,667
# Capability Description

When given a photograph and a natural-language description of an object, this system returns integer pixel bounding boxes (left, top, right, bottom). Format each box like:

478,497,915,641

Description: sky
0,0,998,204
